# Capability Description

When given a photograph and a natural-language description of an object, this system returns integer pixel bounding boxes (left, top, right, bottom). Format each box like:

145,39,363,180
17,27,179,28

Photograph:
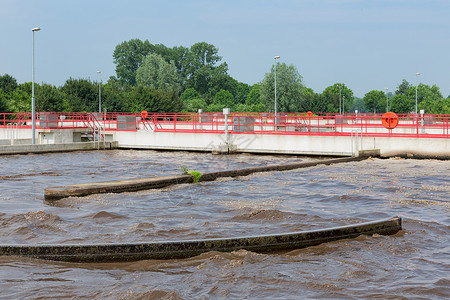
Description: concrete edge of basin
0,216,401,262
44,155,374,201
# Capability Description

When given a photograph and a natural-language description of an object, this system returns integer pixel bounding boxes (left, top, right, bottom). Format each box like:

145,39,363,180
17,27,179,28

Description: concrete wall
0,141,118,155
1,126,448,157
115,130,227,152
368,136,450,157
0,128,32,140
113,130,450,157
38,129,81,144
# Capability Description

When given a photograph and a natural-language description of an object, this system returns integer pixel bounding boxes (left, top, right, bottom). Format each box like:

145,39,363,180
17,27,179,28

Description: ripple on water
0,152,448,299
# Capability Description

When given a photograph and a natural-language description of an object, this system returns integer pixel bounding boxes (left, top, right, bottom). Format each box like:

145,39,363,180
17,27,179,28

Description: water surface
0,150,448,299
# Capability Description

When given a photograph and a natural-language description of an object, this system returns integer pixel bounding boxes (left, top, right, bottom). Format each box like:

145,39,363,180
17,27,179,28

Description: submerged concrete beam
45,175,194,200
44,156,372,200
0,217,402,262
0,141,118,156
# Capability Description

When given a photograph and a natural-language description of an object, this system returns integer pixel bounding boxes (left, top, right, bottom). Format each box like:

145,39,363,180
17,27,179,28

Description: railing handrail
0,112,449,139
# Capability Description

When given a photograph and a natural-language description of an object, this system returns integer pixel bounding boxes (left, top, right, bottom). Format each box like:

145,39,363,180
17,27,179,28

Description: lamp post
274,55,280,127
338,84,342,114
415,72,421,114
97,71,101,113
385,88,389,112
31,27,41,145
342,96,345,113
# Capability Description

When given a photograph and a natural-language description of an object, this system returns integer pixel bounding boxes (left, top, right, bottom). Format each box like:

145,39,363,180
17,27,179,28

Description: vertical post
385,88,389,112
97,71,101,113
198,108,202,130
338,84,342,114
31,27,41,145
223,108,230,148
415,72,421,114
274,55,280,129
342,96,345,113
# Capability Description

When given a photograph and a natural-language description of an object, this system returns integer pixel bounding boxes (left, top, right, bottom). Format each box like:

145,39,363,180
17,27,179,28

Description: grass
181,165,203,183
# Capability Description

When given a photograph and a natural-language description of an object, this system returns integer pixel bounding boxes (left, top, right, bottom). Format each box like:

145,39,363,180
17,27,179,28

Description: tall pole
97,71,101,113
415,72,421,114
338,84,342,114
385,88,389,112
274,55,280,127
31,27,40,145
342,96,345,113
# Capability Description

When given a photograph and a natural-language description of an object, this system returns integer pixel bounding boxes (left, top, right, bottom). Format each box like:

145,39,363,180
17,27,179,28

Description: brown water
0,150,449,299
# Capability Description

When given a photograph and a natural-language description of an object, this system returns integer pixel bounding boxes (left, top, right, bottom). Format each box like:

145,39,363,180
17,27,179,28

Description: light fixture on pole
97,71,101,113
274,55,280,127
415,72,421,114
385,88,389,112
31,27,41,145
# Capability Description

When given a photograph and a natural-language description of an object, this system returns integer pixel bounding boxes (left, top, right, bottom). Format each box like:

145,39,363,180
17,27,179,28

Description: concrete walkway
44,155,374,200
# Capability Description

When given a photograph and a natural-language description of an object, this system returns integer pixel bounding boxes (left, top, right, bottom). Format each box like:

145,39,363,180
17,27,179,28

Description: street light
31,27,41,145
415,72,421,114
385,88,389,112
97,71,101,113
274,55,280,127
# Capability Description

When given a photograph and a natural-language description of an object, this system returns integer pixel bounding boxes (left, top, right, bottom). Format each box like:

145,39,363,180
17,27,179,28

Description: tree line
1,38,449,114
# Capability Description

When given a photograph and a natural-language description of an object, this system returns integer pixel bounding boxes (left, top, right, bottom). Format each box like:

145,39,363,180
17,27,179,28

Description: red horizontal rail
0,112,449,139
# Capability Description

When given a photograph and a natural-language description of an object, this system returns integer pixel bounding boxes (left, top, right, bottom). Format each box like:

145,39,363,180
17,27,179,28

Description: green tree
232,82,250,104
186,42,222,78
180,88,200,102
62,78,98,112
180,88,206,112
100,80,129,112
113,39,153,86
349,97,367,113
35,83,67,112
126,86,182,112
246,84,261,106
417,84,443,103
164,45,190,83
183,98,207,113
183,42,228,102
299,87,328,112
390,80,444,114
136,53,181,93
419,98,450,114
0,74,18,94
416,84,446,114
260,62,304,113
249,103,267,112
5,87,31,113
363,90,387,113
390,94,413,114
206,63,236,102
186,65,211,97
322,83,354,113
396,79,411,96
389,79,413,113
0,90,8,112
185,62,234,104
389,80,414,113
0,75,18,112
213,89,234,108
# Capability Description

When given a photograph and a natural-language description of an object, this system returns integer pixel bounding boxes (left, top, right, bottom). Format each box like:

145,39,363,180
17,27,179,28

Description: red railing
1,112,449,138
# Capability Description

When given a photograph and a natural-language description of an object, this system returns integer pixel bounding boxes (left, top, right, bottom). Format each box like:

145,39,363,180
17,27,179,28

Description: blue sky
1,0,449,98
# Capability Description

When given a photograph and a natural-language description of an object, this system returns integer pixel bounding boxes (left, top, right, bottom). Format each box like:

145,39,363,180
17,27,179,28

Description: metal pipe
274,55,280,129
31,27,41,144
